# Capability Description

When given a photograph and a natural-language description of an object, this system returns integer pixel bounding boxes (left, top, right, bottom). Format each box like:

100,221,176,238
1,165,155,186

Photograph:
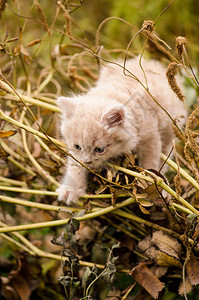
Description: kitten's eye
74,144,81,150
94,146,105,153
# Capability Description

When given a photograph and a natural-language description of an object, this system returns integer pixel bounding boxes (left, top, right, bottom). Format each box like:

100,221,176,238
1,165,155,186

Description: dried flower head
166,62,184,102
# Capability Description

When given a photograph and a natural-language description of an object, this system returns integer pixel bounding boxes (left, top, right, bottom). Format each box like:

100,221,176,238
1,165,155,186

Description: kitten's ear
101,106,125,128
57,97,75,119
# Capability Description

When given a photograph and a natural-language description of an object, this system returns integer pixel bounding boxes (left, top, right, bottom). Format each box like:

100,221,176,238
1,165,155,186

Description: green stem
0,176,26,186
0,78,60,112
0,197,135,233
161,153,199,191
7,156,36,176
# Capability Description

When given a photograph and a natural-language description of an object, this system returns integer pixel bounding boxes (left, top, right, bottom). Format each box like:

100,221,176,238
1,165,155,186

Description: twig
20,109,60,187
113,209,194,243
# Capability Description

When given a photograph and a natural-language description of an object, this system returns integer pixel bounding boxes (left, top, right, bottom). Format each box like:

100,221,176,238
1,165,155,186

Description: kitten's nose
84,160,92,165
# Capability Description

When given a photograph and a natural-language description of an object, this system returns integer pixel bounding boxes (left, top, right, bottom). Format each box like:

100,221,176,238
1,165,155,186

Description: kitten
57,57,186,205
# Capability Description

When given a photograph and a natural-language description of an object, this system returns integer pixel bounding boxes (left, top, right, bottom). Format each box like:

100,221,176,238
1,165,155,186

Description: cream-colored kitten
57,57,186,205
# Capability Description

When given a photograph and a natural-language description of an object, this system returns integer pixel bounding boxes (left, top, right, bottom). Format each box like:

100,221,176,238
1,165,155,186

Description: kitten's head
57,96,138,169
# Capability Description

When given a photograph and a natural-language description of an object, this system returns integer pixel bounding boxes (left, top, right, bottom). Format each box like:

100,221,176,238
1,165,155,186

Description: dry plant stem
0,231,107,270
24,118,65,164
37,70,54,93
114,215,146,236
8,156,37,176
113,209,194,242
0,139,25,161
0,233,35,255
161,153,199,191
0,197,136,233
20,110,60,187
121,283,136,300
0,221,109,271
0,194,80,212
0,109,64,147
0,193,191,215
95,16,138,48
0,79,60,112
0,184,42,196
101,215,141,241
36,95,56,104
0,185,125,199
0,176,26,186
111,164,199,215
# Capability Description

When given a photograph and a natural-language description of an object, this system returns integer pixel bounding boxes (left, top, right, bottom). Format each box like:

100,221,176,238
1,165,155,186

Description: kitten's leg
137,131,162,170
56,157,88,205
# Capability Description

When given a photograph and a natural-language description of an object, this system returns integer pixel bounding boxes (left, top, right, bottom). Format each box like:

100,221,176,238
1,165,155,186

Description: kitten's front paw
56,185,85,206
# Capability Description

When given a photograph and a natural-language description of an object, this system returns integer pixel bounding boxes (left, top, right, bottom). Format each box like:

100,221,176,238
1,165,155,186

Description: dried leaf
152,231,182,260
25,39,41,48
151,265,168,278
178,276,193,296
139,199,154,207
138,204,150,215
143,183,161,201
107,169,113,182
138,236,159,260
0,129,17,138
186,252,199,285
131,263,164,299
145,246,158,260
0,147,9,157
20,44,31,57
6,37,19,43
156,251,182,267
138,235,152,252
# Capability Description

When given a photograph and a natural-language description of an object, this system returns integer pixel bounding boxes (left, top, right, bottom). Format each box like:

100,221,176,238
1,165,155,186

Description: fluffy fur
57,57,186,205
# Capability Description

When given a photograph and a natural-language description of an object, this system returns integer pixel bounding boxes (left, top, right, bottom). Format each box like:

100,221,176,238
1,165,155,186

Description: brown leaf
11,275,31,300
6,37,19,43
145,247,158,260
178,276,192,296
0,130,17,138
138,235,152,252
0,147,9,157
20,44,31,58
151,265,168,278
131,263,164,299
156,251,182,267
25,39,41,48
138,204,151,215
152,231,182,260
143,183,161,201
186,252,199,285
